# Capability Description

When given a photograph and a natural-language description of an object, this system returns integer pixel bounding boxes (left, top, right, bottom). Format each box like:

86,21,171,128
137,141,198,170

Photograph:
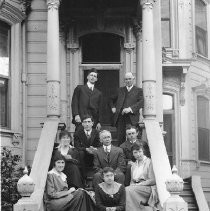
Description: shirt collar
126,85,133,92
103,145,111,152
49,168,67,182
87,81,94,89
130,139,137,144
84,129,92,135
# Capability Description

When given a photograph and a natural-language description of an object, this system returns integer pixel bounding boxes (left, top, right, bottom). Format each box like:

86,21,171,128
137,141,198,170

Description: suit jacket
71,84,102,125
110,86,144,126
120,139,141,163
93,145,126,173
74,128,101,151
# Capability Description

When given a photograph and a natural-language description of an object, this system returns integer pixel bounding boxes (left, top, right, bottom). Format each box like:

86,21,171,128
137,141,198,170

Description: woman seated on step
44,153,95,211
95,167,126,211
52,130,84,188
125,142,159,211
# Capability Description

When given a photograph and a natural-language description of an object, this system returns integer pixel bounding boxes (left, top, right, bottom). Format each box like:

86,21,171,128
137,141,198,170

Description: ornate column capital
140,0,155,9
47,0,60,10
133,19,142,41
124,43,135,54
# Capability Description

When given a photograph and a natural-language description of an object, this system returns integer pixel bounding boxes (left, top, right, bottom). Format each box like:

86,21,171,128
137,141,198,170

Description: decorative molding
76,18,126,38
0,0,31,24
68,43,79,54
124,42,135,54
47,81,60,117
47,0,60,10
143,81,156,117
132,18,142,41
192,78,210,95
12,132,22,146
140,0,155,10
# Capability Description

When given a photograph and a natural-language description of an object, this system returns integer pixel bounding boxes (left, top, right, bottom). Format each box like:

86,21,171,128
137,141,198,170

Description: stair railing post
14,167,38,211
163,166,188,211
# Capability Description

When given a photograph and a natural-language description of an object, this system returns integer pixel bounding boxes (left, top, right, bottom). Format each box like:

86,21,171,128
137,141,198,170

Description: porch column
134,21,143,88
60,36,67,123
124,25,135,74
141,0,156,119
46,0,60,118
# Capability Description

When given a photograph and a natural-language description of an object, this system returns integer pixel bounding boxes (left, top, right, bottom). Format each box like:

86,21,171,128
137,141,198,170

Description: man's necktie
86,132,90,139
105,146,110,162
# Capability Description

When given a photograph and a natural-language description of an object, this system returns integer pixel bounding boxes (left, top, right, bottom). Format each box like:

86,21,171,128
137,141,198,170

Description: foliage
1,147,23,211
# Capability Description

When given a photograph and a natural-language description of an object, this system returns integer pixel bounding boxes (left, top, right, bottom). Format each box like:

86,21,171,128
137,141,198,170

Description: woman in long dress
125,142,158,211
95,167,125,211
44,153,95,211
53,130,84,188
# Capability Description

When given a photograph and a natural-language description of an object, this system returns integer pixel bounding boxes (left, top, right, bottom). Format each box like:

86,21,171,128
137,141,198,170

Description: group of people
44,69,159,211
71,68,144,144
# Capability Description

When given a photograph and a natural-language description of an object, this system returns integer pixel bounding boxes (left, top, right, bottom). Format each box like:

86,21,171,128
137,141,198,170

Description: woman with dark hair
44,153,95,211
125,142,158,211
53,130,84,188
95,167,125,211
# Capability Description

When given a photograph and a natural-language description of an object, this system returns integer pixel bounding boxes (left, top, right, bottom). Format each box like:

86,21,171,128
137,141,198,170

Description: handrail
30,120,59,211
192,175,210,211
144,119,171,206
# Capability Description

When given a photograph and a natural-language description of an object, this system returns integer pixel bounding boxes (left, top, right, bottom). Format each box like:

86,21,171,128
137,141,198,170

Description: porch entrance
84,70,119,126
81,32,122,127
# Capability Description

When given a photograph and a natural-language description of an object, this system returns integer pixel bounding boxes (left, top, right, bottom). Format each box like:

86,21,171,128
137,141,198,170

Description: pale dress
125,157,159,211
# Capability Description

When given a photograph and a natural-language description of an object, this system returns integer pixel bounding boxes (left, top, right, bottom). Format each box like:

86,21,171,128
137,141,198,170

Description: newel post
13,167,38,211
163,166,188,211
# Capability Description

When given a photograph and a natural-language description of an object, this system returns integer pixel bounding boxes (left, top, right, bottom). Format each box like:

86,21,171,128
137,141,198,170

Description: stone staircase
180,178,199,211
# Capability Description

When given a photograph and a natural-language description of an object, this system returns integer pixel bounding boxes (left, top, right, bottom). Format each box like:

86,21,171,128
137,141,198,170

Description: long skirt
46,189,95,211
126,185,152,211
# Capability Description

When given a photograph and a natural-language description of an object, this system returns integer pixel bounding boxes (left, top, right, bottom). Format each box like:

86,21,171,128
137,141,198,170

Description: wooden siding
188,60,210,203
26,0,48,165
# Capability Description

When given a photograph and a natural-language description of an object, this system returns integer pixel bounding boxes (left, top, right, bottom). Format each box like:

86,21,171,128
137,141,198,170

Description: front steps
180,178,198,211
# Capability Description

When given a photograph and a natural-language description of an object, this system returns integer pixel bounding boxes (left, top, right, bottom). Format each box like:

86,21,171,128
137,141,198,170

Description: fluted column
46,0,60,118
60,35,67,123
133,21,143,88
141,0,156,119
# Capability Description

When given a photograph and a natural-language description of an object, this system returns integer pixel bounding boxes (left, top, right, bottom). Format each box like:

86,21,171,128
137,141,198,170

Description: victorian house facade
0,0,210,209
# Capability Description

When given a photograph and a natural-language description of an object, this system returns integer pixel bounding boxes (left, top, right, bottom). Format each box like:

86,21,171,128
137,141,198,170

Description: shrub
1,147,23,211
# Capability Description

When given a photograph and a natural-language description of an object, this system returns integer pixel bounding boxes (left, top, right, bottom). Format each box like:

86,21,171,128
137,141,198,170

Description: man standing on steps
110,72,144,145
71,68,102,131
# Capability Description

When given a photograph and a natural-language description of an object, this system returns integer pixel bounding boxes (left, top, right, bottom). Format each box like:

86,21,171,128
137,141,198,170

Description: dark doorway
163,94,175,168
84,70,119,126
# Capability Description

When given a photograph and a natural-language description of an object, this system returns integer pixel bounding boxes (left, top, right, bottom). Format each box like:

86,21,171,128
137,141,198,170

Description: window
0,21,10,128
81,33,121,63
161,0,171,48
197,96,210,161
195,0,208,57
163,94,173,110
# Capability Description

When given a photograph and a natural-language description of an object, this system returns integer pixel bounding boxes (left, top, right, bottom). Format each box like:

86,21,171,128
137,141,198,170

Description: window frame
161,0,179,57
193,0,210,59
194,87,210,164
0,20,11,129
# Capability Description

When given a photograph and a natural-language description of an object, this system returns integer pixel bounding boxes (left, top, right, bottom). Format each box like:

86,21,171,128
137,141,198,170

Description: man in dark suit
71,68,102,130
110,72,144,145
120,125,141,186
74,115,101,179
93,130,126,189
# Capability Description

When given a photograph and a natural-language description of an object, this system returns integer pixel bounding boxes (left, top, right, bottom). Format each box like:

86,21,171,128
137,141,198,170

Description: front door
163,94,176,168
84,70,119,126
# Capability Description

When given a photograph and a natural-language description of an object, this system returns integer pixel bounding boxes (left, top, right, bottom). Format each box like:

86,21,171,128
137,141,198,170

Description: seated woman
125,142,158,211
44,153,95,211
95,167,125,211
53,130,84,188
